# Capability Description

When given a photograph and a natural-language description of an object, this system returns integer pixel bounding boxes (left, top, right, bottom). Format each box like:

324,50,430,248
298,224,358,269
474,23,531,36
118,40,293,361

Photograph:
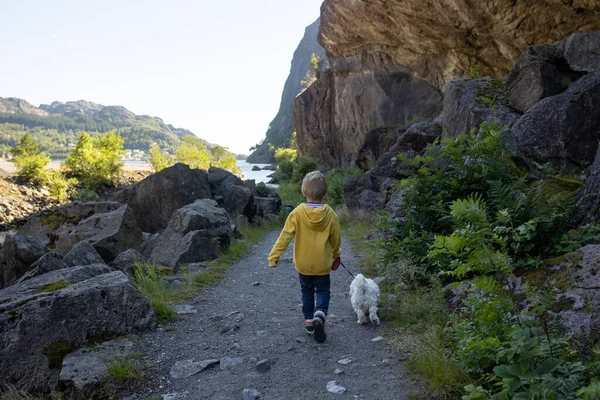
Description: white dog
349,274,380,325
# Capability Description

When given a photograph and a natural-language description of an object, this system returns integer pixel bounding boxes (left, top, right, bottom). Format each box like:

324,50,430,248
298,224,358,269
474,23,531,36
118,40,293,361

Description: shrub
10,132,50,183
41,170,73,202
274,147,297,164
175,135,211,170
64,131,125,187
148,142,173,172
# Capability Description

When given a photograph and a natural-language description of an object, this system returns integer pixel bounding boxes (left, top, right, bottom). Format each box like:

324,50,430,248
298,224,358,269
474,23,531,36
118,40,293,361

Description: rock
252,281,260,286
442,78,522,139
68,205,142,263
185,262,208,274
575,148,600,225
242,388,261,400
295,337,305,344
59,339,134,391
162,276,185,291
565,31,600,73
150,199,233,269
18,201,124,255
15,251,65,284
513,72,600,173
174,304,197,315
114,163,212,233
220,356,244,369
506,41,584,113
355,126,404,172
326,380,347,394
256,358,273,373
294,69,443,169
63,241,105,268
334,368,344,375
372,336,384,342
208,167,255,220
337,358,352,365
522,245,600,336
319,0,600,88
110,249,146,275
252,166,261,171
0,266,155,391
342,174,386,212
254,196,282,216
169,359,219,379
0,234,48,288
261,165,276,171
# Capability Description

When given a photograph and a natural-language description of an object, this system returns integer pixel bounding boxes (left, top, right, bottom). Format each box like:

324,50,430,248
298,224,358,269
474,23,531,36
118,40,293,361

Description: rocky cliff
247,19,327,163
294,0,600,169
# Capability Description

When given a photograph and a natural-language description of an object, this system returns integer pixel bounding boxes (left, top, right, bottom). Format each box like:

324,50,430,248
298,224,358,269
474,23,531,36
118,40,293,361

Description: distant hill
0,97,207,158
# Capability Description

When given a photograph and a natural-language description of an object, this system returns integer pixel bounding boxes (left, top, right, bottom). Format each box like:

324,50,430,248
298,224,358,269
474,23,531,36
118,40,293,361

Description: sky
0,0,324,155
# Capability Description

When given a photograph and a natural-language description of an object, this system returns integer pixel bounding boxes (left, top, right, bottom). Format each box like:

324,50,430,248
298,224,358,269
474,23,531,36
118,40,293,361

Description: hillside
247,19,327,163
0,97,204,158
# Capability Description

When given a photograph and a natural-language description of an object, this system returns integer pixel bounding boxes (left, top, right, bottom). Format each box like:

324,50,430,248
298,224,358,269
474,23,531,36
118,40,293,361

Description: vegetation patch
34,280,71,294
43,341,76,369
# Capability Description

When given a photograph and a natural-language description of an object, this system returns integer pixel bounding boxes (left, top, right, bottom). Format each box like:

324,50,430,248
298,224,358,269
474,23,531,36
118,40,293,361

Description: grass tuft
106,357,147,381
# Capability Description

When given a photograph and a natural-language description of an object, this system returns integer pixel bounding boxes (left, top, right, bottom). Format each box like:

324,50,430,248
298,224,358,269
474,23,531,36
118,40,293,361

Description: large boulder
18,201,124,255
62,241,105,268
564,31,600,73
513,72,600,173
68,205,142,263
506,41,584,113
114,163,212,233
442,78,522,139
208,167,255,220
0,235,48,288
355,127,404,172
343,174,387,212
15,251,66,284
522,245,600,337
150,199,234,269
0,265,155,391
110,249,146,276
574,148,600,225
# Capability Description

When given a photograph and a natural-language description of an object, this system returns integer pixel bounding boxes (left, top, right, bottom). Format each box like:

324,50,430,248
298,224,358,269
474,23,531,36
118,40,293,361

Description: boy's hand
331,257,341,271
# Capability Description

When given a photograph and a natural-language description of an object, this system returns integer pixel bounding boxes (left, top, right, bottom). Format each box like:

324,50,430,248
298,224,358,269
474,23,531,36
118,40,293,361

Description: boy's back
268,203,341,275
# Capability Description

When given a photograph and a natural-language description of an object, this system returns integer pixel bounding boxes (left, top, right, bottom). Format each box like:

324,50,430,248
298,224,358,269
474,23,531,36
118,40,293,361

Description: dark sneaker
304,319,314,335
313,311,326,343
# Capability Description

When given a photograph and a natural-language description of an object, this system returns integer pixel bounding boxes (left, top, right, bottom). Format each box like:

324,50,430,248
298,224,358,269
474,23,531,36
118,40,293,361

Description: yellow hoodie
268,203,341,276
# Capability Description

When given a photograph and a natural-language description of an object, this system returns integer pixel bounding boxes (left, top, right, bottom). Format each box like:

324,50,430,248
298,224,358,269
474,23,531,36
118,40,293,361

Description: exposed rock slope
248,19,327,163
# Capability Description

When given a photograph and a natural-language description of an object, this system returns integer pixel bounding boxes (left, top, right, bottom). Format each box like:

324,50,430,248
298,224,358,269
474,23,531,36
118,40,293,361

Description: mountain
0,98,207,158
246,18,327,163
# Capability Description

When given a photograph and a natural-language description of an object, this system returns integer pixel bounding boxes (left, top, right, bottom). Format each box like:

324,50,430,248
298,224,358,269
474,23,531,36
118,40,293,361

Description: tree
210,145,240,174
301,53,322,88
148,142,173,172
64,131,125,187
175,135,211,170
10,132,50,182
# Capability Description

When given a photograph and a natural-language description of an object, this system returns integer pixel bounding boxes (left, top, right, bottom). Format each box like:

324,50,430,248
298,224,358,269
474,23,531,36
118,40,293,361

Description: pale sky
0,0,323,154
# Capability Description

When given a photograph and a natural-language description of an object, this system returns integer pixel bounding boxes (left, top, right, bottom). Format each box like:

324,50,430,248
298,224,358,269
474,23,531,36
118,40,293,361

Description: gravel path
133,231,420,400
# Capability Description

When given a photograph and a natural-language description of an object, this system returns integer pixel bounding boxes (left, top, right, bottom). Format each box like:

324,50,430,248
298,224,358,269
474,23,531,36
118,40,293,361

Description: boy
268,171,341,343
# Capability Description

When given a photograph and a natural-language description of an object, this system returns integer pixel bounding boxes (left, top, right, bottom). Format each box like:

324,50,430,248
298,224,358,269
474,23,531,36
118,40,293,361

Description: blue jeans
298,273,330,320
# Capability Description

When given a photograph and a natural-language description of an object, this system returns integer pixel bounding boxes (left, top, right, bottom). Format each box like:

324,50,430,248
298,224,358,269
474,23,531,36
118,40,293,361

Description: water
237,160,275,184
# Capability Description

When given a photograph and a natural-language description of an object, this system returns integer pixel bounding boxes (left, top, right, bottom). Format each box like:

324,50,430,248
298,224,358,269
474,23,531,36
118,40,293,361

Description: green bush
148,142,173,172
41,170,74,202
64,131,125,187
10,132,50,183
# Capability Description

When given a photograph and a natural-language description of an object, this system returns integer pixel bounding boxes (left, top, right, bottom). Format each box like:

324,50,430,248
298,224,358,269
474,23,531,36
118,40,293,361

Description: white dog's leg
355,308,368,324
369,307,380,325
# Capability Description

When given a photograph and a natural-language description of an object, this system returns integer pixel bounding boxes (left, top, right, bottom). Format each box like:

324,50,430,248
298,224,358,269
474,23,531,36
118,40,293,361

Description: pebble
242,388,261,400
256,358,272,373
380,359,391,366
337,358,352,365
220,356,244,369
334,368,344,375
295,337,306,344
327,380,347,394
372,336,384,342
169,359,218,379
252,281,261,286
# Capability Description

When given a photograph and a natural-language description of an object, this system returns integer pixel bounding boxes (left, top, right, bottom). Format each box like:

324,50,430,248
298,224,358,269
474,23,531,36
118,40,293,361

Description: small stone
256,358,272,373
334,368,344,375
242,388,261,400
327,381,347,394
174,305,197,315
337,358,352,365
227,310,241,316
295,337,306,344
380,359,391,366
220,356,244,369
220,324,240,334
252,281,260,286
169,359,218,379
234,313,245,323
256,330,267,336
372,336,384,342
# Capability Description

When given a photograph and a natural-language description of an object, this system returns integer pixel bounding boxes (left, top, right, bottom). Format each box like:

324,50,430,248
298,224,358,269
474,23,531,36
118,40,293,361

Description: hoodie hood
298,204,334,232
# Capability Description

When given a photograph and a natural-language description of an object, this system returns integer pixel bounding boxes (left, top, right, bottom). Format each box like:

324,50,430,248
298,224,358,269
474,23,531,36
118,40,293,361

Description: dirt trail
133,231,421,400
